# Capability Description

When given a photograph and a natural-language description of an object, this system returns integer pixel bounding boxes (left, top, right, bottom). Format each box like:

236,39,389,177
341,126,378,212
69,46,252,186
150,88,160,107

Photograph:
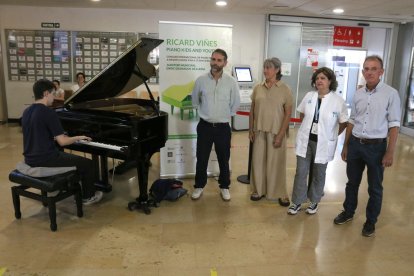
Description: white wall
0,5,265,119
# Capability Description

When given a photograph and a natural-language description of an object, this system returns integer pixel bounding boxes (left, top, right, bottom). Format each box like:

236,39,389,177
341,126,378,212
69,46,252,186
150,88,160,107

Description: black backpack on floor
149,178,187,203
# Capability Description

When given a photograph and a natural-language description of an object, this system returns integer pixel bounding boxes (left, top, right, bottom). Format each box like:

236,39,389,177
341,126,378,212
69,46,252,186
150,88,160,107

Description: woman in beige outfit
249,58,293,206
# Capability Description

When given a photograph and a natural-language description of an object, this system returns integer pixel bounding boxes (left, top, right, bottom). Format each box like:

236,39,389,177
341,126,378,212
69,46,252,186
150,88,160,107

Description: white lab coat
295,91,348,164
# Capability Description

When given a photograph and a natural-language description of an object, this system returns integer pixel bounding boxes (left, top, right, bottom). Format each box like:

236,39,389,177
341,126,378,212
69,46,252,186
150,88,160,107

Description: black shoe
333,211,353,225
278,198,290,207
362,222,375,237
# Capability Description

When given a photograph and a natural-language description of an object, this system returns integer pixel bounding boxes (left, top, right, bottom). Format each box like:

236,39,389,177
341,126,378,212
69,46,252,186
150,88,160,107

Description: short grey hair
263,57,283,80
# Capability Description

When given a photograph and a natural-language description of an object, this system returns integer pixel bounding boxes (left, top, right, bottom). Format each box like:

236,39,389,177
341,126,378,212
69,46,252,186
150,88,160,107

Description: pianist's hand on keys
75,139,124,152
74,135,91,143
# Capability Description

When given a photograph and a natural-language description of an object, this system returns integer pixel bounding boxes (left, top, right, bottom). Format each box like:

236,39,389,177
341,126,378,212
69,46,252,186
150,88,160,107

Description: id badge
311,122,318,135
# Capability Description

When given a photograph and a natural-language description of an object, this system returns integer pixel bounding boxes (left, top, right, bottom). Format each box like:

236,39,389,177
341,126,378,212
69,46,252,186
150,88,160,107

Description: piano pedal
94,181,112,193
110,160,136,175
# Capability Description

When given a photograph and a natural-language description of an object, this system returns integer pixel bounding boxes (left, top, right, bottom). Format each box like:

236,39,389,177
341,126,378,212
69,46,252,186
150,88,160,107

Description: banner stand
159,21,233,178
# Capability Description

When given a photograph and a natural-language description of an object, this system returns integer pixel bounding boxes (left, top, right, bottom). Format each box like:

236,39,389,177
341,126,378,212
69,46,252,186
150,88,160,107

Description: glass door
296,47,366,116
326,49,367,106
267,17,395,120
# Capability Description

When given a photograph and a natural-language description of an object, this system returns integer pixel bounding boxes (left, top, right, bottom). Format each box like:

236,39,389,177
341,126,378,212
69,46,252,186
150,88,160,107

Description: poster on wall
159,21,233,177
306,48,319,69
71,31,137,81
6,29,72,81
5,29,141,83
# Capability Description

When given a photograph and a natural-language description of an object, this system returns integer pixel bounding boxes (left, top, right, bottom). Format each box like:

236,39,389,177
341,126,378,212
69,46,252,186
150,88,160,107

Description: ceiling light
91,0,101,2
216,1,227,7
333,8,344,14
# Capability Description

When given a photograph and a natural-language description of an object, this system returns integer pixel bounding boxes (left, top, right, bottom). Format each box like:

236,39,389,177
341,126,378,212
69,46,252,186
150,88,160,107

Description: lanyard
314,97,321,123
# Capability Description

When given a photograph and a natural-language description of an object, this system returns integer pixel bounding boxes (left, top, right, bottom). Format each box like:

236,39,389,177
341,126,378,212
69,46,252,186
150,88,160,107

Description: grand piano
55,38,168,214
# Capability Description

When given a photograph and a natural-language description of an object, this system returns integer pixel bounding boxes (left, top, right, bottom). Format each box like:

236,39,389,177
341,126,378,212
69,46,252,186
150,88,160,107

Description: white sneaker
306,202,318,215
83,191,103,206
287,203,301,215
191,188,203,200
220,188,231,201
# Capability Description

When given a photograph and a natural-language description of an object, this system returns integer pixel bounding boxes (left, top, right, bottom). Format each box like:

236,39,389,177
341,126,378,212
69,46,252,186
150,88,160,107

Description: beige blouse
251,80,293,135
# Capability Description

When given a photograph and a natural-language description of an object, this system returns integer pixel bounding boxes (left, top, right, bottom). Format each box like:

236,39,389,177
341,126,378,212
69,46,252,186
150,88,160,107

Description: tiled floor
0,123,413,275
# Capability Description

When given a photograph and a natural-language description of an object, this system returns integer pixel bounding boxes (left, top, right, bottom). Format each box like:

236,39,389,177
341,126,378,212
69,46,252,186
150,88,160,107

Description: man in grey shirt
191,48,240,201
334,55,401,237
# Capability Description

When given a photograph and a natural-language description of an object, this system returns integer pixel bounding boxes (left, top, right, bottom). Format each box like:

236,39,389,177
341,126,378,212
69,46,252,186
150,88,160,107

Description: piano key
76,140,125,152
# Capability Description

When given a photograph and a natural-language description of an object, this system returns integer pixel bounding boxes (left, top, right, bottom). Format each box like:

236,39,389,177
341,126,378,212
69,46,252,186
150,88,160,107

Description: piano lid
65,37,163,106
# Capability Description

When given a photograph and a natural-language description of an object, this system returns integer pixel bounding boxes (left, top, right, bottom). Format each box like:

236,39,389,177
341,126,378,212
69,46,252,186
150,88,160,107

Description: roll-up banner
159,21,233,177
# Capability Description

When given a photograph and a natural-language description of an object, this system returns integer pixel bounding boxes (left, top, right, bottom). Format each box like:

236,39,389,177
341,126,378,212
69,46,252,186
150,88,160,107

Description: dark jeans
195,119,231,189
34,151,96,199
343,135,387,224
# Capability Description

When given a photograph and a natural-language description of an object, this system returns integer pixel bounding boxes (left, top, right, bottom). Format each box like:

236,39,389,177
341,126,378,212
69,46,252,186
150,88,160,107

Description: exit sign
41,22,60,28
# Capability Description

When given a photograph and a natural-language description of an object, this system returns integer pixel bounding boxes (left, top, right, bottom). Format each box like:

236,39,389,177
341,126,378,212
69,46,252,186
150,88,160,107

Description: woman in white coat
288,67,348,215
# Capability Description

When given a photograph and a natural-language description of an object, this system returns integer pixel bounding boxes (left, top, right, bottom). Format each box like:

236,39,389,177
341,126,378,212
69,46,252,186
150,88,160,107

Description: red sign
333,26,363,47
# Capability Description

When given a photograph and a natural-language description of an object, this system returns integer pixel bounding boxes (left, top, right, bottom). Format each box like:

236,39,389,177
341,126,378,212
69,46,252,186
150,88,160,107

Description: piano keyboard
76,140,126,152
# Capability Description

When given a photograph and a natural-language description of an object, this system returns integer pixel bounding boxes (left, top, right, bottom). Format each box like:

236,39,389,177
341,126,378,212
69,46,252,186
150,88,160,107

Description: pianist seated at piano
55,37,167,213
71,72,86,92
21,79,103,205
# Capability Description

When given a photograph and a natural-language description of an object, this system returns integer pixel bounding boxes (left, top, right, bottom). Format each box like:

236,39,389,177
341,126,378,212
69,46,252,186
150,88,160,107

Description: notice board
5,29,149,83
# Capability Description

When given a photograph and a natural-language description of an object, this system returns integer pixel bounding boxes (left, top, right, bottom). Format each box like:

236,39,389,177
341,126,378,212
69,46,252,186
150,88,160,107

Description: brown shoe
250,194,265,201
278,198,290,207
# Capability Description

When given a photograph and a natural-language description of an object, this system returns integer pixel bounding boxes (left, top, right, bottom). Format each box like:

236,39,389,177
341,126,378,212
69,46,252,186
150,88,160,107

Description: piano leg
127,150,157,214
92,154,113,193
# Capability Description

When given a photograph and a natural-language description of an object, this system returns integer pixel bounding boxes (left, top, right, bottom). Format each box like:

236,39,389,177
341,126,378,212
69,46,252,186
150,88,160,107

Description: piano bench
9,169,83,232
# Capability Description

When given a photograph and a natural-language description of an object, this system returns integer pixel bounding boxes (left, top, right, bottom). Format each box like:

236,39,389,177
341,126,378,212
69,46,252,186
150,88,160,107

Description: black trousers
195,119,231,189
343,136,387,224
34,151,96,199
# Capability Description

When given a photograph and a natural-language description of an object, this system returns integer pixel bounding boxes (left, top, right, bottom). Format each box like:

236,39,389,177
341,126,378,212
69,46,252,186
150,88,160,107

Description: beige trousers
250,131,287,200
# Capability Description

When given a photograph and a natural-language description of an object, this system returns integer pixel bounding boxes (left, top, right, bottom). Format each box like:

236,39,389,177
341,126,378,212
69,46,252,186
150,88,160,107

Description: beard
211,64,224,73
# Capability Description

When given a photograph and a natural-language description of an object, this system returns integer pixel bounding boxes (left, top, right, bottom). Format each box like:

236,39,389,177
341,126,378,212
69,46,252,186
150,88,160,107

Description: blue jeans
343,136,387,224
195,119,231,189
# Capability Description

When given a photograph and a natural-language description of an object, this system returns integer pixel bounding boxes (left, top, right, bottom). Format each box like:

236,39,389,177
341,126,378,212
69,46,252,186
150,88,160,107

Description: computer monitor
234,67,253,82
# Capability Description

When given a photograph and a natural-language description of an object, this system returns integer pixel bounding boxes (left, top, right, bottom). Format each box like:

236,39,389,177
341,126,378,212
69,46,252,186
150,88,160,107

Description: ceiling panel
0,0,413,22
